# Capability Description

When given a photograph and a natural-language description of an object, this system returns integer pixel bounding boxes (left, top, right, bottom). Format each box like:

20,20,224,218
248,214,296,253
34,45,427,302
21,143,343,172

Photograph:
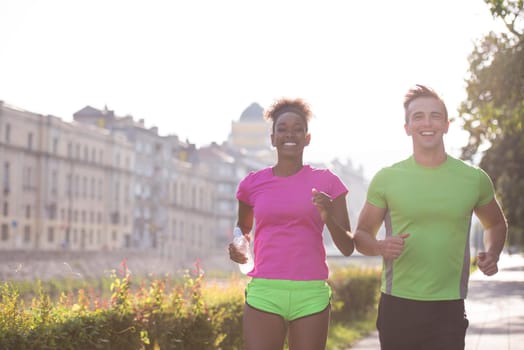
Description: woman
229,97,354,350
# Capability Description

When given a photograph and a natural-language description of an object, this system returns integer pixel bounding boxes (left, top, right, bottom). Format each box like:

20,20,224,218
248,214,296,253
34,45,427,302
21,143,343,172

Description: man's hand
477,252,499,276
378,233,410,259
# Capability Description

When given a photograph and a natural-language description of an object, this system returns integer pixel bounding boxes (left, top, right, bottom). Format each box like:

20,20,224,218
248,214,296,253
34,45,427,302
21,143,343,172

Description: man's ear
404,123,411,136
271,133,276,147
443,120,450,134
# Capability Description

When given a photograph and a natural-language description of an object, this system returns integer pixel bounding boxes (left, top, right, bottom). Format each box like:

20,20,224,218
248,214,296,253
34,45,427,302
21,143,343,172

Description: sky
0,0,505,180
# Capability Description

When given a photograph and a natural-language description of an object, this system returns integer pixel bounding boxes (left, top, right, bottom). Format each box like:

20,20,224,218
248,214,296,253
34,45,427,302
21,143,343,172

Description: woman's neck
272,159,304,177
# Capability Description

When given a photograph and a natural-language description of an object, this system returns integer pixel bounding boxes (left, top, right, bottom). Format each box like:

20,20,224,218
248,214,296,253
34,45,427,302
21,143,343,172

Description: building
0,101,134,251
73,106,216,263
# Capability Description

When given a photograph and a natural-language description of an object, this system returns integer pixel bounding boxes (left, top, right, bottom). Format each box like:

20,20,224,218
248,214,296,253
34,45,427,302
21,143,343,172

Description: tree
458,0,524,248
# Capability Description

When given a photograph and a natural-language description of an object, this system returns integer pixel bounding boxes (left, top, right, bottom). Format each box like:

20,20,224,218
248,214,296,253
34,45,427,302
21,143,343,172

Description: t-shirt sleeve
477,167,495,207
236,172,253,206
326,169,348,199
367,168,387,209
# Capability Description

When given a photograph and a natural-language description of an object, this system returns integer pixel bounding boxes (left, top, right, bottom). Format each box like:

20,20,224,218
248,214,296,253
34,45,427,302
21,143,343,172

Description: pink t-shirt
236,165,348,280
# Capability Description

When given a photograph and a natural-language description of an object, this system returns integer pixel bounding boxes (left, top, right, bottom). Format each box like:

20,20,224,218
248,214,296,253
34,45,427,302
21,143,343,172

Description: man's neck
413,147,447,167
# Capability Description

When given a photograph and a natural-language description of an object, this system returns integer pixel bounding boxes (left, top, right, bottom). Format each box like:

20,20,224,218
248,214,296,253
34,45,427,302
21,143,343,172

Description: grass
326,311,377,350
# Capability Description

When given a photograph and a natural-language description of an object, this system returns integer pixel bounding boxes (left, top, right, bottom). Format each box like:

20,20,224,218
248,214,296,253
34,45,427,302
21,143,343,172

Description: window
115,180,120,202
91,178,95,198
172,182,178,204
47,203,57,220
1,224,8,241
22,166,32,190
4,123,10,143
191,187,196,208
2,162,9,192
82,176,87,198
52,138,58,154
66,173,72,195
98,179,103,199
47,227,54,242
25,205,31,219
51,170,58,195
74,175,79,197
23,225,30,243
27,132,33,150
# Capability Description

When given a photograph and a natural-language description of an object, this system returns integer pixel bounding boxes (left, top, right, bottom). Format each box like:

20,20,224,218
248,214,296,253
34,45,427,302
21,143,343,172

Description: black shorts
377,293,469,350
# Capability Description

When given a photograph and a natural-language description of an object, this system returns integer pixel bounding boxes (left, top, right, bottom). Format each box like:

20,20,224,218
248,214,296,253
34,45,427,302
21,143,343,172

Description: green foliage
458,0,524,248
329,267,381,322
0,263,381,349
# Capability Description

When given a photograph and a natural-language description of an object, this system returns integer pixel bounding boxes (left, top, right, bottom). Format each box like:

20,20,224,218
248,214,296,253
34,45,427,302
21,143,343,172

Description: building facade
0,98,370,265
0,101,134,251
73,106,216,262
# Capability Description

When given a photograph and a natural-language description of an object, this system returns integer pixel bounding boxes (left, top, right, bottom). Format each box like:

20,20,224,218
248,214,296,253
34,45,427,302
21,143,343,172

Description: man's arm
354,202,408,259
474,198,508,276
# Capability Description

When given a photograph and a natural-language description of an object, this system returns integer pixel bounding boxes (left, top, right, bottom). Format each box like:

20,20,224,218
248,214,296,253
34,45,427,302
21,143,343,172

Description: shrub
0,261,380,349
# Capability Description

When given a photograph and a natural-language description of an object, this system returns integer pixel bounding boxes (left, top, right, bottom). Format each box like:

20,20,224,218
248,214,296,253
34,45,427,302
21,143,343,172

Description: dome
239,103,264,122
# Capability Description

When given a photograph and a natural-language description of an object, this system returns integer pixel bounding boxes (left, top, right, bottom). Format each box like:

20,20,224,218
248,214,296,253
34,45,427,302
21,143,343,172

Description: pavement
347,252,524,349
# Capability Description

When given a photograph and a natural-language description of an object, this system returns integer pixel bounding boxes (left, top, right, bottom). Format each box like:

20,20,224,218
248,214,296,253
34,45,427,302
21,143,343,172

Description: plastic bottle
232,227,254,274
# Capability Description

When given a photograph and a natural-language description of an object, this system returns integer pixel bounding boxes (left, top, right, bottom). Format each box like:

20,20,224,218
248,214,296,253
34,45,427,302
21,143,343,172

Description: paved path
348,253,524,349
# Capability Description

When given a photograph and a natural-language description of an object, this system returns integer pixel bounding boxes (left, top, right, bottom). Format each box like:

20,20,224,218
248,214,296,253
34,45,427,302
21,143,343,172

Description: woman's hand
312,188,332,222
228,233,251,264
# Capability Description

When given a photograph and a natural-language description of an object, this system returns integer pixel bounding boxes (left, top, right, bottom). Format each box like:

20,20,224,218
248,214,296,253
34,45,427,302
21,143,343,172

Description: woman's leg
287,306,330,350
243,303,288,350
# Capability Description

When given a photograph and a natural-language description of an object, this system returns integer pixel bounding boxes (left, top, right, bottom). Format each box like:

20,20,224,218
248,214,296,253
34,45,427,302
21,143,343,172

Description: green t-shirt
368,155,494,300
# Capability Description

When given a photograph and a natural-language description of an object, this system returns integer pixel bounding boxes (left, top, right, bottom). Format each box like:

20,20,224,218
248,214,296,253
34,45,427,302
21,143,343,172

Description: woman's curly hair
264,98,313,132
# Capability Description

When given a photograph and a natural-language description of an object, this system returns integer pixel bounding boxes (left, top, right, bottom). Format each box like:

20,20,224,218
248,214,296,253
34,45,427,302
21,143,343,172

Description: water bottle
232,227,254,274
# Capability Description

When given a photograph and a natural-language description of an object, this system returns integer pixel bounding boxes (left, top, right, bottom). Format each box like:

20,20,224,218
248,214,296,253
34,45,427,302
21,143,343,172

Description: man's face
404,97,449,150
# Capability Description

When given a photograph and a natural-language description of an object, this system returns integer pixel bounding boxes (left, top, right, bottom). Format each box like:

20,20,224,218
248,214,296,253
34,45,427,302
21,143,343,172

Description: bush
0,262,380,349
329,267,381,323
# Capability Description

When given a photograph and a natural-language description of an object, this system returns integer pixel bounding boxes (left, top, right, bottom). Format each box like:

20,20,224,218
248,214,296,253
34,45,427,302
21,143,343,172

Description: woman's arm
229,200,254,263
312,189,354,256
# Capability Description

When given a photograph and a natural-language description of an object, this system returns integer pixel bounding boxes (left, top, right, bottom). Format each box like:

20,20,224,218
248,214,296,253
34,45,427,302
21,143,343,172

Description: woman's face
271,112,310,157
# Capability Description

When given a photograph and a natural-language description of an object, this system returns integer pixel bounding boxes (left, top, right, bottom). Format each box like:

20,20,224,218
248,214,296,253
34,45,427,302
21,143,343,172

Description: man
354,84,508,350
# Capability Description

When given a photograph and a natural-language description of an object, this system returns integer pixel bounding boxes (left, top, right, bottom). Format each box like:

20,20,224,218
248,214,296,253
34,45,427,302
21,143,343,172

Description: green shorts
245,278,332,321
